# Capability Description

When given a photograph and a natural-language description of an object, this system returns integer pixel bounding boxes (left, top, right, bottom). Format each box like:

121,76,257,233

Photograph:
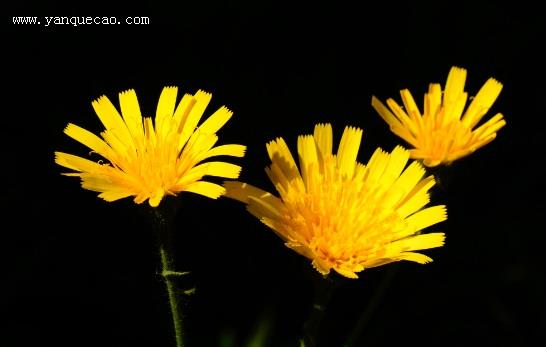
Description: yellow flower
55,87,246,207
225,124,446,278
372,67,506,167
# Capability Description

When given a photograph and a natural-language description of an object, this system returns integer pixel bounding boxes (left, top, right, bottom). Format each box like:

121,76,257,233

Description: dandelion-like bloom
55,87,246,207
225,124,446,278
372,66,506,167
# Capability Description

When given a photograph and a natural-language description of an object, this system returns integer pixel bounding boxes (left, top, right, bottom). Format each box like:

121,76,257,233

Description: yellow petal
313,123,333,157
98,190,134,202
364,148,389,183
173,94,197,146
443,66,467,106
143,117,157,146
64,123,113,161
193,161,242,179
405,205,447,231
266,138,305,192
224,181,283,208
184,181,225,199
119,89,144,140
155,86,179,138
462,77,503,129
396,176,435,218
178,90,212,148
149,189,165,207
297,135,319,189
372,96,403,129
92,95,133,149
80,173,127,193
334,266,358,279
55,152,103,173
247,196,282,220
392,161,426,200
156,86,178,118
470,113,506,141
198,106,233,135
424,83,442,121
264,163,291,198
382,145,410,187
336,126,363,178
386,98,418,136
392,232,446,251
204,144,246,159
393,252,433,264
312,258,331,276
400,89,422,120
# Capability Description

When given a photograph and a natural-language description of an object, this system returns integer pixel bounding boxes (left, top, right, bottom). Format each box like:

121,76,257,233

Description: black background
3,2,546,347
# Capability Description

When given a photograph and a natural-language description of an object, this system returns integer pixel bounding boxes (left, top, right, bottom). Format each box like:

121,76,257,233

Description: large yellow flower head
372,67,506,167
55,87,246,207
225,124,446,278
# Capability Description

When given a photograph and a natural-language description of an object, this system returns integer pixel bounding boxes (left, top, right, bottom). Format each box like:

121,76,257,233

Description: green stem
344,263,399,347
159,242,185,347
302,272,338,347
152,204,186,347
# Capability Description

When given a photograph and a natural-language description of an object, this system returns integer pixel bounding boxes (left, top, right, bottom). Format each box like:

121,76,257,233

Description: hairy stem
152,203,186,347
344,264,399,347
302,272,338,347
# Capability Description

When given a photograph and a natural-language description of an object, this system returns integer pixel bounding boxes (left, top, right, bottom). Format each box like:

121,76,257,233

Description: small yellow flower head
55,87,246,207
225,124,446,279
372,67,506,167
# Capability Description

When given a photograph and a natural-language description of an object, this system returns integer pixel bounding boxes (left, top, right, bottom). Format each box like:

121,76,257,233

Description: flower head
225,124,446,278
372,66,506,167
55,87,246,207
